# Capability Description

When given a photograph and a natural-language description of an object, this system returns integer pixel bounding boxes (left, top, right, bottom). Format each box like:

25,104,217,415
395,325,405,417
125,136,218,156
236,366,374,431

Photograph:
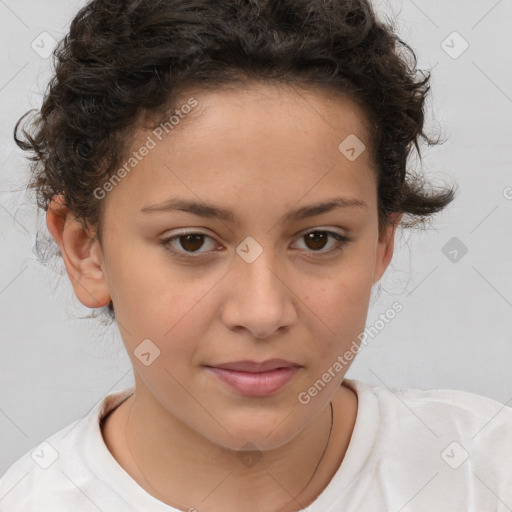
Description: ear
373,212,402,285
46,195,111,308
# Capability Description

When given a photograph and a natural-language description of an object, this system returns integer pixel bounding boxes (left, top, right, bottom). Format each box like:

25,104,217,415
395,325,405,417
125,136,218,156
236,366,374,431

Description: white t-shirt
1,379,511,511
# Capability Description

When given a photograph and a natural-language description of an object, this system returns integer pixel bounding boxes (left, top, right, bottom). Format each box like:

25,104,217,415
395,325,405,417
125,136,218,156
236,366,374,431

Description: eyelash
160,229,351,260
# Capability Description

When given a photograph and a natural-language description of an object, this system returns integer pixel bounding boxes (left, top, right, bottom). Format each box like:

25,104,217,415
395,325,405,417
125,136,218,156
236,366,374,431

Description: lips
204,359,301,397
206,359,300,373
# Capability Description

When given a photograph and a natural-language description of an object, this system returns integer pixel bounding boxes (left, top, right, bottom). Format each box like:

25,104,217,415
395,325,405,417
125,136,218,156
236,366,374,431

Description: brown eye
178,234,206,252
293,230,351,255
303,232,329,250
161,231,218,256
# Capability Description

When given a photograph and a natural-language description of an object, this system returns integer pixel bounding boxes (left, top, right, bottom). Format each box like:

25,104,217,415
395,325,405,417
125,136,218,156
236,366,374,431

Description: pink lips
205,359,301,397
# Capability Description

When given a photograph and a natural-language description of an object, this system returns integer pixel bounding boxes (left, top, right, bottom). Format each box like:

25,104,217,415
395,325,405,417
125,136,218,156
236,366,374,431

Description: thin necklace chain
123,397,334,508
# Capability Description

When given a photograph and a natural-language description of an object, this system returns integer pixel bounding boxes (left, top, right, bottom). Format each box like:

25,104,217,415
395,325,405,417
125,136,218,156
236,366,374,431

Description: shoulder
339,379,512,509
393,382,511,436
0,420,81,511
344,378,512,471
0,387,135,511
347,377,512,434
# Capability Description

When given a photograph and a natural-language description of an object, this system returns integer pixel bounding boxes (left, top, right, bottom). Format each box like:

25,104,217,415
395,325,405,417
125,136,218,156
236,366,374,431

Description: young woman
1,0,511,511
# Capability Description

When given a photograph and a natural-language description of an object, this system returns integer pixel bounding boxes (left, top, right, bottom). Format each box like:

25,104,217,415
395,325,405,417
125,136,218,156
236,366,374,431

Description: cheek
304,251,376,354
313,276,372,343
104,240,213,352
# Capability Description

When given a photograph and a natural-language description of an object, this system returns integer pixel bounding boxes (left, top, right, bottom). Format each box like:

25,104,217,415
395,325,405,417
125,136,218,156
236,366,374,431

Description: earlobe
46,195,111,309
373,213,402,285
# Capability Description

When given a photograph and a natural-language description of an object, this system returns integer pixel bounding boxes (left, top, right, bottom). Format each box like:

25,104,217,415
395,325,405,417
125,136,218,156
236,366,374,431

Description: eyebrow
140,196,367,223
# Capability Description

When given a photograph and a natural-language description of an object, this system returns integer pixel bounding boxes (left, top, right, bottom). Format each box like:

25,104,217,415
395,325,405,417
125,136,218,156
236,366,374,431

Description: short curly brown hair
14,0,455,319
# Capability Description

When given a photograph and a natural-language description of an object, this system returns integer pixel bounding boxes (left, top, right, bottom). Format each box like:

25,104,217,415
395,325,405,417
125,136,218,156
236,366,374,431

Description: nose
221,248,298,339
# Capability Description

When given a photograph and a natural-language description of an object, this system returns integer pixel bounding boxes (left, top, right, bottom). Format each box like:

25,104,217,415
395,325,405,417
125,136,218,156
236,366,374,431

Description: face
87,84,396,450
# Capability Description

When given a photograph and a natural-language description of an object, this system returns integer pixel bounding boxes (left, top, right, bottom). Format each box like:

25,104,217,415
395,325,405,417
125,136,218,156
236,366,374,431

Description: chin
203,418,300,453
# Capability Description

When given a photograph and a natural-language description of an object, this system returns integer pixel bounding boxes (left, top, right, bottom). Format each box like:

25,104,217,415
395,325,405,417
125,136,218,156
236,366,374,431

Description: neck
102,381,357,512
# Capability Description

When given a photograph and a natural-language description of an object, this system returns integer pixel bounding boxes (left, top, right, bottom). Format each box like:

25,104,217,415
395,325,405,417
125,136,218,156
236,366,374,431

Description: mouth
204,359,302,397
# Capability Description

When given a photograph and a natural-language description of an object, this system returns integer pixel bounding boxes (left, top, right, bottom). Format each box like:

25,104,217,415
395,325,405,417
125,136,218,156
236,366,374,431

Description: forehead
105,83,377,222
165,82,374,157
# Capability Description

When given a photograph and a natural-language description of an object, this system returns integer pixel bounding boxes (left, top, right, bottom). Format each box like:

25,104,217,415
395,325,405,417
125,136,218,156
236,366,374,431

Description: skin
47,83,401,512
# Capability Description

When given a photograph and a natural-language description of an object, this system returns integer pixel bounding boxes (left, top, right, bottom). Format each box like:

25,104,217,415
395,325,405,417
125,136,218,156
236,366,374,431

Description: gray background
1,0,511,475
